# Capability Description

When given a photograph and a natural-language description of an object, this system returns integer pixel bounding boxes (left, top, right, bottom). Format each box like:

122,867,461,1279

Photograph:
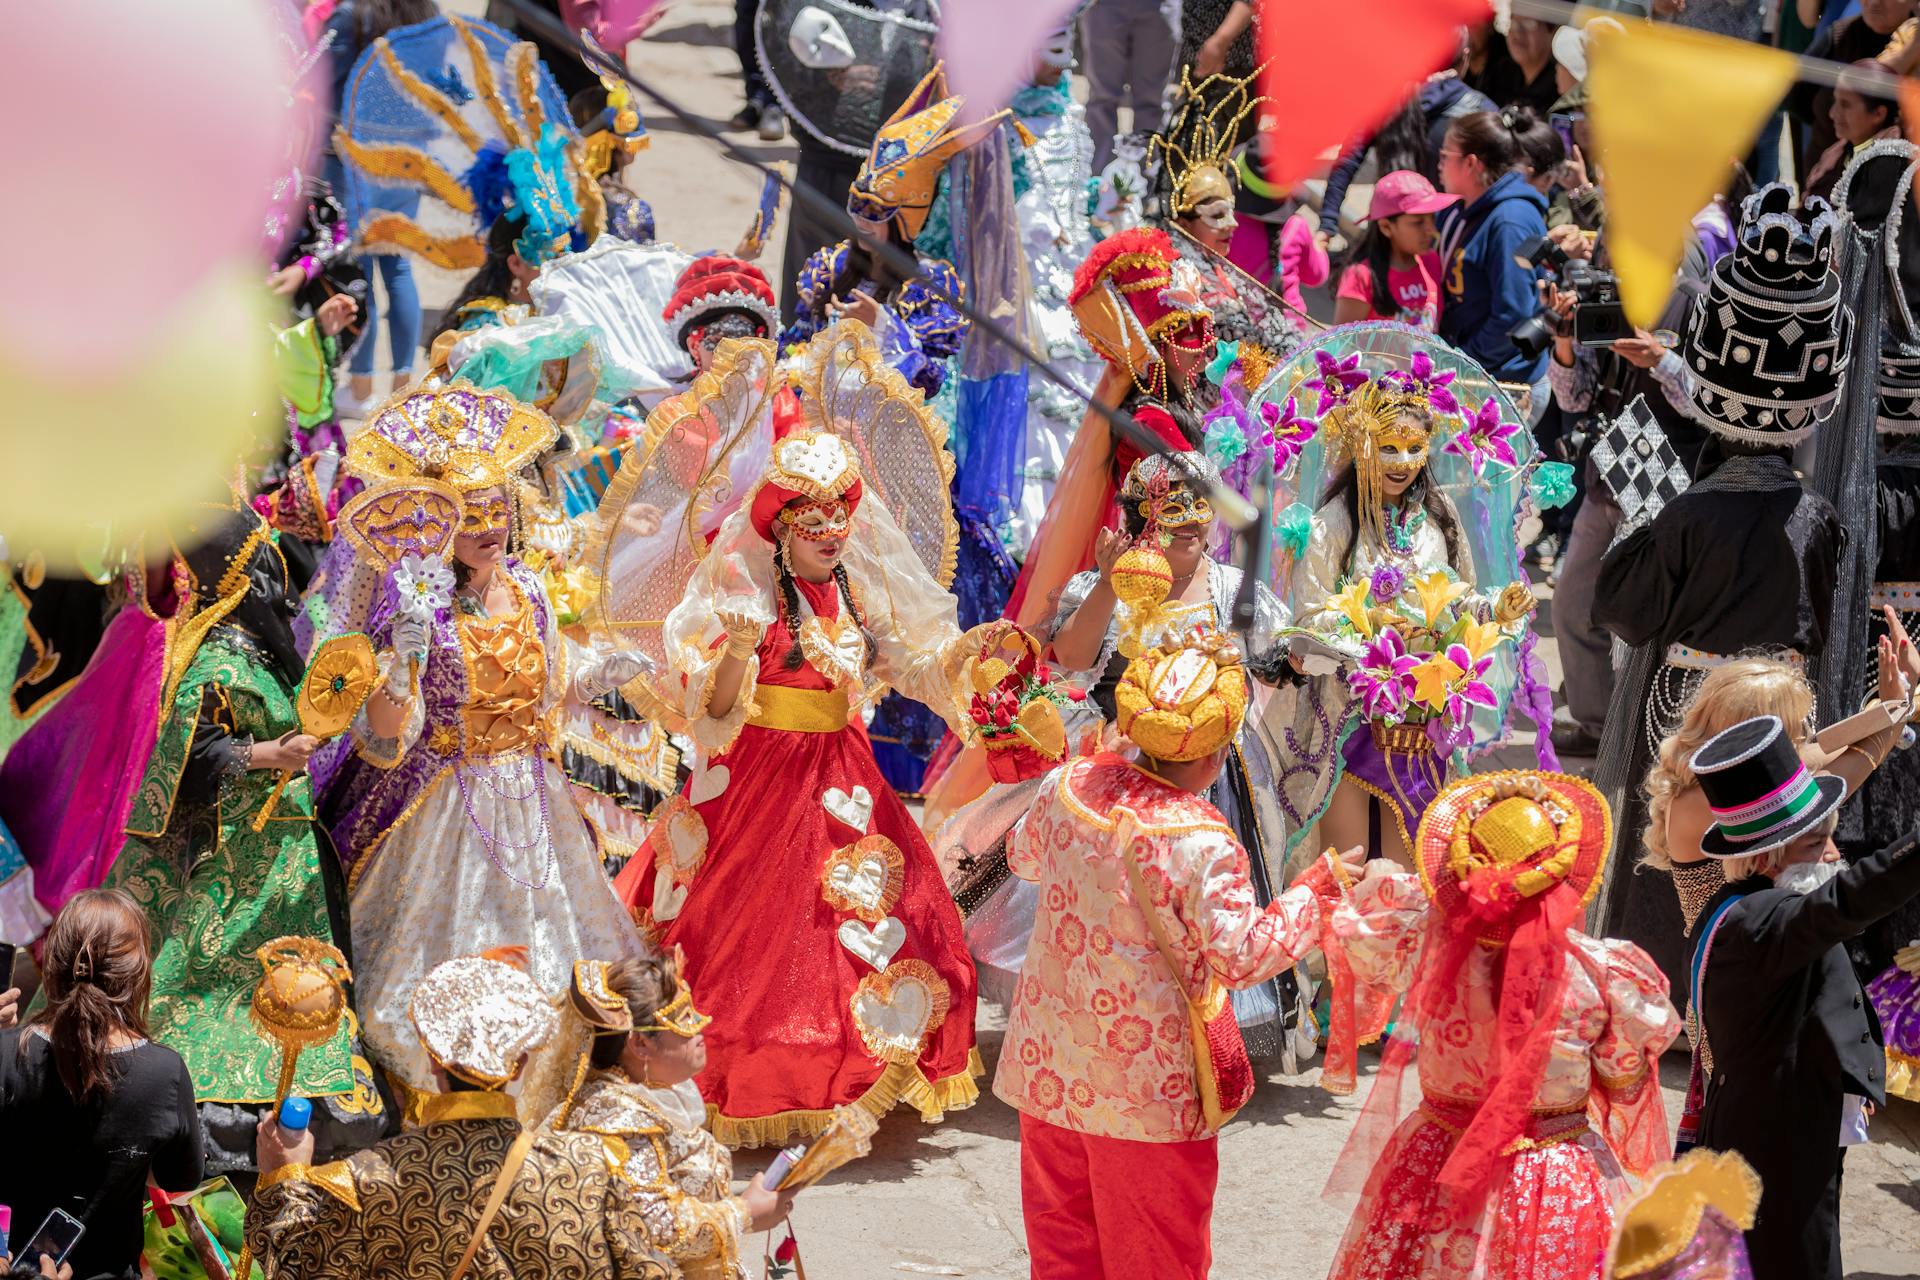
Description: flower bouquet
962,623,1085,784
1318,566,1510,755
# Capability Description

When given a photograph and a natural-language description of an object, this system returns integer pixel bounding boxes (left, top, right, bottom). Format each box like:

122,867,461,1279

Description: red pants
1018,1113,1219,1279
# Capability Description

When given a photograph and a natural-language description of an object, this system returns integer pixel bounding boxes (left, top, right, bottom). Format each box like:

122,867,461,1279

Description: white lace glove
576,649,654,702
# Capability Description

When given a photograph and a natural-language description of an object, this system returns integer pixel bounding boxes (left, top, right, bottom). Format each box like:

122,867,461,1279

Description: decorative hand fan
337,478,463,568
252,633,380,830
777,1103,880,1190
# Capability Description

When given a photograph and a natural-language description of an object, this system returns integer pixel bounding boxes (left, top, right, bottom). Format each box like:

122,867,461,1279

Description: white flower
392,554,454,620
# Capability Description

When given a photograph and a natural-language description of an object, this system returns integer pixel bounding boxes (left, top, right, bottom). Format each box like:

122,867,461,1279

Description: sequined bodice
458,587,547,755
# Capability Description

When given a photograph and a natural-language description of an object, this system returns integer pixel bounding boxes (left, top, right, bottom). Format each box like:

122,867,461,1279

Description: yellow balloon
0,261,279,570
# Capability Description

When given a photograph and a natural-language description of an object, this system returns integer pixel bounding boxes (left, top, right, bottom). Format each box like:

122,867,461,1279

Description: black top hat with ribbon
1688,715,1848,858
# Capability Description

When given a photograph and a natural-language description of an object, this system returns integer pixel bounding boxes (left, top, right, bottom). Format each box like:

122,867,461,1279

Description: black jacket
1696,826,1920,1280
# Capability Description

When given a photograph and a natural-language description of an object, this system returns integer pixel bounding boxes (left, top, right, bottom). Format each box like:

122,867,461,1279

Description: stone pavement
423,3,1920,1273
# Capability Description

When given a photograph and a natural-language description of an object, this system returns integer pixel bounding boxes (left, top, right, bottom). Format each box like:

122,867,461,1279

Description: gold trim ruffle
706,1047,984,1150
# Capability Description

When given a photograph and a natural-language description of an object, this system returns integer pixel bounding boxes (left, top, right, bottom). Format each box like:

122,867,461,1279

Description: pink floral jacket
993,753,1322,1142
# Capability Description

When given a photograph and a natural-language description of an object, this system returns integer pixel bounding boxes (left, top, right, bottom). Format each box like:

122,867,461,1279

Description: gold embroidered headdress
1153,66,1269,220
846,63,1034,241
1114,629,1250,762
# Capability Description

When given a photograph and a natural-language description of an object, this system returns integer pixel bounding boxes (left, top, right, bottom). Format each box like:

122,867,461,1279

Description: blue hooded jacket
1437,169,1549,383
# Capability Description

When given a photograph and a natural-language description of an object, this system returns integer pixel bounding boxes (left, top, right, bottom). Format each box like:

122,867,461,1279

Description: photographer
1539,226,1713,757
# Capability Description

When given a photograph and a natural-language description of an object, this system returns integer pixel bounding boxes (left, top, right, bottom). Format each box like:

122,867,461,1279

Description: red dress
614,576,980,1146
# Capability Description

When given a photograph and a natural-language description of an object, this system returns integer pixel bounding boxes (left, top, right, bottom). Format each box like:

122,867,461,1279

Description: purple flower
1304,350,1368,409
1442,398,1522,478
1440,641,1498,727
1368,563,1405,604
1387,350,1462,417
1257,395,1318,474
1347,626,1417,720
1425,713,1474,753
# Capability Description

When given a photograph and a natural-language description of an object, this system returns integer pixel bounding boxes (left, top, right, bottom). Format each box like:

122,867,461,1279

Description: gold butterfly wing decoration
795,321,958,589
585,338,780,715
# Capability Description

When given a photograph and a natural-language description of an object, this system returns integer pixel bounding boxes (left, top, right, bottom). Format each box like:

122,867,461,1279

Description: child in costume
1319,771,1680,1280
308,384,652,1096
607,323,990,1146
1278,333,1543,864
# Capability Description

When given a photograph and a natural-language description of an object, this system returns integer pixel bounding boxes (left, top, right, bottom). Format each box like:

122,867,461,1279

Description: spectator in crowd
1790,0,1920,180
1435,109,1551,414
1179,1,1256,110
0,891,203,1280
1513,107,1568,197
1081,0,1180,173
1477,16,1561,116
1315,36,1492,250
1462,20,1520,100
1805,61,1903,205
324,0,438,416
1332,171,1455,328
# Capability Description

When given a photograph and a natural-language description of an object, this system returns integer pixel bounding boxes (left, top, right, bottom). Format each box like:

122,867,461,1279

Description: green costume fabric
114,628,354,1103
273,318,338,430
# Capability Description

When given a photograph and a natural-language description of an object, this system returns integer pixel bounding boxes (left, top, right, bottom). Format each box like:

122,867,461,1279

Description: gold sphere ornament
1110,543,1174,658
249,936,352,1102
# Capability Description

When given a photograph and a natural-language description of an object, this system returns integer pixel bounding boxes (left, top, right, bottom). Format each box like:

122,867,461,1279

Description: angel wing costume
596,322,983,1146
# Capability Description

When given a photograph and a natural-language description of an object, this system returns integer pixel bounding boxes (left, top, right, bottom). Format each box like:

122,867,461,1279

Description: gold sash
747,684,852,733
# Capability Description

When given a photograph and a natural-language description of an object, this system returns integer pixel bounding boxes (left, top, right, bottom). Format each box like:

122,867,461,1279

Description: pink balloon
938,0,1086,121
0,0,299,372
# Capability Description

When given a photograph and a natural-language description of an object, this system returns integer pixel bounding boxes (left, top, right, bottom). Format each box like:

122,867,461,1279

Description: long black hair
1318,459,1470,577
1341,221,1402,319
1371,98,1436,182
445,216,519,323
774,555,877,674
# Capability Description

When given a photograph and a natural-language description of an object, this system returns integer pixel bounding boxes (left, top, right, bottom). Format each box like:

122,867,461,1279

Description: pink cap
1366,170,1459,222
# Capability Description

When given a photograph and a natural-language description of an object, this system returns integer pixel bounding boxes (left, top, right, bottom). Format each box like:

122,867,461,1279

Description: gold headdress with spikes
847,62,1035,241
1318,376,1440,548
1153,65,1269,220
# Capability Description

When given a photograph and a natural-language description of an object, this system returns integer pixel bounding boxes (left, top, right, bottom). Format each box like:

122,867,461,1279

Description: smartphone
0,941,15,993
27,1209,85,1267
1550,111,1581,157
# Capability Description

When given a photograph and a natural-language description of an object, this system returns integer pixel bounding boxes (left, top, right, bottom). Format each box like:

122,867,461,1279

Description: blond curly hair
1639,658,1815,870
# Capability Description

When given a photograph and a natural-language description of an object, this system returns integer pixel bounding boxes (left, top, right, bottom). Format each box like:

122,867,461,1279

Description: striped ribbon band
1710,766,1823,842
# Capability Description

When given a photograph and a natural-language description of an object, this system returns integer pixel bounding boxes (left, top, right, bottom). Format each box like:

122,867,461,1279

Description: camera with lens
1509,235,1630,360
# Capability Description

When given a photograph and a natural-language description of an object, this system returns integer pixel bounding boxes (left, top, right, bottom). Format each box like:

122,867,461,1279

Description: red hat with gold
1069,227,1213,395
747,428,864,544
662,256,780,348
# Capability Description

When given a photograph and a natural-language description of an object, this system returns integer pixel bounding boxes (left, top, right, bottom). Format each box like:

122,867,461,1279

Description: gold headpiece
1154,65,1269,219
1415,772,1612,928
637,971,712,1039
1114,629,1249,762
344,381,559,494
1319,378,1438,546
1607,1151,1761,1278
847,63,1034,241
408,950,559,1089
569,959,634,1036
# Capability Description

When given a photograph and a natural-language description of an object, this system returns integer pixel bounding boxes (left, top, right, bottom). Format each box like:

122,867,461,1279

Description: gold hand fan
251,633,380,831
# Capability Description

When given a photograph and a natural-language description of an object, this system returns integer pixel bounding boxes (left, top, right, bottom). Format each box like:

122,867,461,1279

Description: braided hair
772,551,877,673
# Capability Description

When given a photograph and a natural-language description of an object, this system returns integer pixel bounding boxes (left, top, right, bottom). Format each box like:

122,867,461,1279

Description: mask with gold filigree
1315,375,1440,549
637,970,712,1039
748,431,865,545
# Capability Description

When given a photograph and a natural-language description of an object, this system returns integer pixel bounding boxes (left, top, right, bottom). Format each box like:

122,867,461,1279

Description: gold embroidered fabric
460,597,548,756
556,1073,751,1280
246,1113,675,1280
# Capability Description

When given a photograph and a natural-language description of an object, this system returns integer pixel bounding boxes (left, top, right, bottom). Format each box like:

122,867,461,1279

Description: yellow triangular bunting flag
1589,19,1797,328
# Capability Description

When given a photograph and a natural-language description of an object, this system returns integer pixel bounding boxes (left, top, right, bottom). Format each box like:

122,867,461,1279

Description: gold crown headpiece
345,381,559,495
1114,628,1249,762
1153,64,1269,219
638,973,712,1039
